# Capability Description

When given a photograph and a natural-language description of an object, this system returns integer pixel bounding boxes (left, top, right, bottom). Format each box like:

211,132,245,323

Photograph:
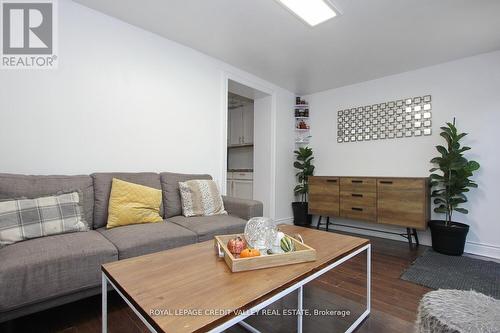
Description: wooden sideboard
309,176,430,245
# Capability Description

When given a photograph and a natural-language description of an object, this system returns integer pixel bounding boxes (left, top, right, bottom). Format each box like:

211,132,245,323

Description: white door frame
220,71,277,219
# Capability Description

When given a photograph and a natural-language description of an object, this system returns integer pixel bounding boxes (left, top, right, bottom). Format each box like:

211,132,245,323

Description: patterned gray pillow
0,192,88,247
179,180,227,217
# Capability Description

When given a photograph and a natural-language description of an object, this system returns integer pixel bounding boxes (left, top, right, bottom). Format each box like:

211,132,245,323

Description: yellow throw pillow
106,178,163,229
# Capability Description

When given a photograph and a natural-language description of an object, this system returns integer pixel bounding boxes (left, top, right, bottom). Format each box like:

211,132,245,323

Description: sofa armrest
222,196,263,220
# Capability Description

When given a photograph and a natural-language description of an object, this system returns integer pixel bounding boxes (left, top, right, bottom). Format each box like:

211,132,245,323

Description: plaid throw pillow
179,180,227,217
0,192,88,247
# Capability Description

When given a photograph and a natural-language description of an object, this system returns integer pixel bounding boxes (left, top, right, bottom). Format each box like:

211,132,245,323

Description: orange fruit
239,248,260,258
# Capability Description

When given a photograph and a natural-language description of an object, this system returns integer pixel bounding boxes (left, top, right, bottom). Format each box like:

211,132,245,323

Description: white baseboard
465,241,500,260
275,217,294,225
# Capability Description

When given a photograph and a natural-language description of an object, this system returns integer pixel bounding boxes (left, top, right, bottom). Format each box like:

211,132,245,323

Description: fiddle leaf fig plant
429,120,480,226
293,147,315,203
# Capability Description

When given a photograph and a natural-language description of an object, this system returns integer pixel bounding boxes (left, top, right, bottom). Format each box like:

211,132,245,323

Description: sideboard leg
317,216,322,230
326,216,330,232
406,228,413,246
413,228,419,246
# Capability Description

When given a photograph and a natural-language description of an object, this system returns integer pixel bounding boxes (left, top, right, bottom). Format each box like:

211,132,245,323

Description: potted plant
292,146,315,226
429,120,480,255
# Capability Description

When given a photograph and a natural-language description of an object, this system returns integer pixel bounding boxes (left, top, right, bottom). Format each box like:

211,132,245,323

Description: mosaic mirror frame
337,95,432,143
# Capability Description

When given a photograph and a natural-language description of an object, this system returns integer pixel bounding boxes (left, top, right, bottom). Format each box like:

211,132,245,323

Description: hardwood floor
1,231,430,333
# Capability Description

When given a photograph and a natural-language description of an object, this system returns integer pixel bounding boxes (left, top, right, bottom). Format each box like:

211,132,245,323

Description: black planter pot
292,202,312,226
429,220,470,256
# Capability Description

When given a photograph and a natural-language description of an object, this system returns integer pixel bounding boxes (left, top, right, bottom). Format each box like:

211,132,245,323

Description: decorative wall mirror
337,95,432,143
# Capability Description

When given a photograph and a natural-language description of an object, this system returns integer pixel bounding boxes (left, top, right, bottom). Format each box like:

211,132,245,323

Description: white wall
0,0,295,221
274,93,297,224
253,96,273,217
306,50,500,258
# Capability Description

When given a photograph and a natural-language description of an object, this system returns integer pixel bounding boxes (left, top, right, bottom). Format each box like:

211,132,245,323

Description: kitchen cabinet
232,180,253,200
242,106,254,144
228,109,243,145
227,171,253,200
228,106,253,145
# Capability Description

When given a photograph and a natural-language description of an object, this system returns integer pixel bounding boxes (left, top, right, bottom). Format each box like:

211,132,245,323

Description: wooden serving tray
214,234,317,272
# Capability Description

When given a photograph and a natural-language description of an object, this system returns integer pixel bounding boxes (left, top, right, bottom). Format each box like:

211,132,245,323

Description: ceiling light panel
276,0,339,27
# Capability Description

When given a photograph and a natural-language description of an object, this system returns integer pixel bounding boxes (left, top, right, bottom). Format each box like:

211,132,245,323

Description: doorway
227,92,254,200
222,78,275,217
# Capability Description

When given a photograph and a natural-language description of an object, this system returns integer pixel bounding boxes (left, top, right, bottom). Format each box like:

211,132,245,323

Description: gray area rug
401,250,500,300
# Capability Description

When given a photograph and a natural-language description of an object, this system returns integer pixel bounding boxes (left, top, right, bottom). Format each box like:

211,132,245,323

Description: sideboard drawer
340,191,376,207
377,178,424,191
309,177,340,194
340,177,376,193
309,177,339,216
340,202,376,222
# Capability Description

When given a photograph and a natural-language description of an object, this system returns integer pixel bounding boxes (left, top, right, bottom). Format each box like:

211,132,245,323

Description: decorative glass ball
244,217,277,252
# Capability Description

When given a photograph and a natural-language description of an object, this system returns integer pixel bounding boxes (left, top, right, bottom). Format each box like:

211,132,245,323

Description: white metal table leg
297,286,303,333
367,244,371,313
344,244,371,333
102,273,107,333
239,321,262,333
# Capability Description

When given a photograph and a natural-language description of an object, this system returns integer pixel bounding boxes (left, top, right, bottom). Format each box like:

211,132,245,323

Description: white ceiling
73,0,500,94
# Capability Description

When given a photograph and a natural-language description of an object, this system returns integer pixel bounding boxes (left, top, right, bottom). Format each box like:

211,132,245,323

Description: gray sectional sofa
0,172,263,322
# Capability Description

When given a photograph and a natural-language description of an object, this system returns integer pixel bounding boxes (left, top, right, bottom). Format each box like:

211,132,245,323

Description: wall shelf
228,143,254,148
294,97,311,145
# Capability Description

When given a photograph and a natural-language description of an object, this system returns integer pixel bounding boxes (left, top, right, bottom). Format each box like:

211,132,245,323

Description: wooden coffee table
101,225,370,333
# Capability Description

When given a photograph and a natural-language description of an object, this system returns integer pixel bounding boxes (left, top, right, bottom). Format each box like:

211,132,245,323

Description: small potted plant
429,119,480,255
292,147,315,226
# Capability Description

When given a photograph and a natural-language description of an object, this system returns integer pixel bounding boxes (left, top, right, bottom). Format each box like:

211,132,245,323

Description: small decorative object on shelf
244,217,277,252
295,97,308,107
295,135,311,144
296,119,310,130
295,97,307,105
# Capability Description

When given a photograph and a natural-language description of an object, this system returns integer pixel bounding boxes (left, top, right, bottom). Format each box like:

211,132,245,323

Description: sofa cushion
160,172,212,218
179,180,227,217
106,179,163,229
97,221,197,259
222,196,263,220
92,173,162,229
0,231,117,312
0,192,88,247
0,173,94,229
167,215,247,242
